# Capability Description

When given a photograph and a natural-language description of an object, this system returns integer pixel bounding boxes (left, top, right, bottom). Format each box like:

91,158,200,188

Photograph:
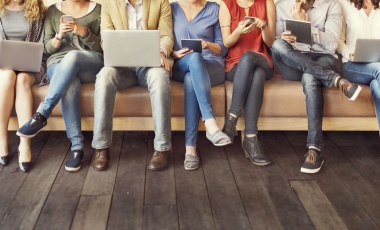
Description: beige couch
8,0,378,131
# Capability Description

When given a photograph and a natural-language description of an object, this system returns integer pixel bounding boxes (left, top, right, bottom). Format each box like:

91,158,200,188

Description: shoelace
339,80,351,97
304,150,317,164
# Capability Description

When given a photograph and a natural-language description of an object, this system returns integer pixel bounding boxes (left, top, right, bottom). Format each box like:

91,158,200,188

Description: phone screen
62,15,73,23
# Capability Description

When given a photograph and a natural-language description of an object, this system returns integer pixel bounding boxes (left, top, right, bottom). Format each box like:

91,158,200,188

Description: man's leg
91,66,137,170
137,67,171,171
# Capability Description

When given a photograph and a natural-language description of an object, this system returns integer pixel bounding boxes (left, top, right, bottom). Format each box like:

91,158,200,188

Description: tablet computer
181,39,202,53
285,19,312,45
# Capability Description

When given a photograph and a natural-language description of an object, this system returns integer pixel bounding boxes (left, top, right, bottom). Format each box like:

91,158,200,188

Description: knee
16,73,34,90
302,74,321,92
63,50,83,63
95,67,118,90
187,52,204,65
0,70,17,89
240,52,261,67
370,79,380,96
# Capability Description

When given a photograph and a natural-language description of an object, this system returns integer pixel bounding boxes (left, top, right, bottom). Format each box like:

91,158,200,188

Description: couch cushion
225,77,376,117
31,80,226,117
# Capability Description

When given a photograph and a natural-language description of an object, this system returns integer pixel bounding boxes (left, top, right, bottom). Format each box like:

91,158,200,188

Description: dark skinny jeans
226,51,273,135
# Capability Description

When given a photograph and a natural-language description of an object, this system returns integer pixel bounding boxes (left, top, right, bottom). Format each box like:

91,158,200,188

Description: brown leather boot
148,150,170,171
91,148,110,171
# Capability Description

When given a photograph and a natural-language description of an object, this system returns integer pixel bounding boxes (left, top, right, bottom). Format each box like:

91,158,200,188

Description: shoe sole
184,165,199,171
243,149,271,166
148,164,169,171
348,85,362,101
65,165,81,172
301,160,324,174
16,129,43,138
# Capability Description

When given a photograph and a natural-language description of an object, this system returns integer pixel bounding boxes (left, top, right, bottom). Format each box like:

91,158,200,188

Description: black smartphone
244,16,255,26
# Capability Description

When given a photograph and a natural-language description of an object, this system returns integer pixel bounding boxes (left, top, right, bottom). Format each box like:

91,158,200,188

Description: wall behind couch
44,0,220,7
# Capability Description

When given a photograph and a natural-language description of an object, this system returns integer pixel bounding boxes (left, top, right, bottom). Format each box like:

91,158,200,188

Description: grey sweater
44,3,103,67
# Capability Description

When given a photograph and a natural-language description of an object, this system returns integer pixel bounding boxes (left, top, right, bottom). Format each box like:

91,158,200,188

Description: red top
224,0,273,72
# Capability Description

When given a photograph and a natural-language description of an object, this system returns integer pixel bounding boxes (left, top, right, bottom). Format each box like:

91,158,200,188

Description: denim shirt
171,2,228,66
276,0,342,55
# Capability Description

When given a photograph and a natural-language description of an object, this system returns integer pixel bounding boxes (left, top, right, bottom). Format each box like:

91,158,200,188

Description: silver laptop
103,30,161,67
353,39,380,63
0,40,43,72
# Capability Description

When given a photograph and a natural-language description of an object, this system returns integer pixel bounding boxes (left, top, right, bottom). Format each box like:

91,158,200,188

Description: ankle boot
222,114,238,144
243,135,271,166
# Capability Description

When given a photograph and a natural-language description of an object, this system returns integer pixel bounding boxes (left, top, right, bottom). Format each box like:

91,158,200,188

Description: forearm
223,29,241,49
206,42,222,55
262,27,276,47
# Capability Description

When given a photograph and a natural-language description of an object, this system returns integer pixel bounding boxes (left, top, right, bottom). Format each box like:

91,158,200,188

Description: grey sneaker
184,154,199,170
337,77,362,101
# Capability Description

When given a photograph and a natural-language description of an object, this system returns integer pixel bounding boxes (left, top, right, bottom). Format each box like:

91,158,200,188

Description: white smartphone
62,15,73,23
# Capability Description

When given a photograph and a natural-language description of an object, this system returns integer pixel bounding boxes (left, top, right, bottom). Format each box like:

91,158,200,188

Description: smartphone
62,15,73,23
244,16,255,26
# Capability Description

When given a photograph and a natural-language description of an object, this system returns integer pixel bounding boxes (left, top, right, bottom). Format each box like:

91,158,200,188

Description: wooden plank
172,132,215,230
143,205,178,230
321,134,380,227
293,144,379,229
327,131,378,148
144,131,176,205
224,134,283,230
71,195,112,230
262,132,312,180
0,131,51,221
340,146,380,194
197,132,251,230
107,132,148,230
255,133,315,229
81,131,124,196
283,131,309,147
34,132,93,230
290,180,348,230
0,132,70,230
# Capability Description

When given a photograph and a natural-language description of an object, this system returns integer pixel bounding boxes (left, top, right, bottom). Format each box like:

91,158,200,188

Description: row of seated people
1,0,379,176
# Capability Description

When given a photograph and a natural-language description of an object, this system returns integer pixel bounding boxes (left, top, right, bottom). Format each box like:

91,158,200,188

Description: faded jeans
271,39,338,150
343,61,380,134
172,53,225,146
38,51,103,151
92,66,171,151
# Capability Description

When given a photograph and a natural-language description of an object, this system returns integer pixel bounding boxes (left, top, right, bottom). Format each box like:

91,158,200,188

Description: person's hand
73,21,86,36
58,16,74,38
172,48,193,59
201,40,209,49
235,20,255,34
281,31,297,43
161,52,170,71
290,2,307,21
251,17,267,30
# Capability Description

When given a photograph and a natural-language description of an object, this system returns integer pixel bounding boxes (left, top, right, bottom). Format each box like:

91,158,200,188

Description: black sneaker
337,77,362,101
301,148,324,174
222,114,238,144
65,150,84,172
242,135,271,166
16,112,47,138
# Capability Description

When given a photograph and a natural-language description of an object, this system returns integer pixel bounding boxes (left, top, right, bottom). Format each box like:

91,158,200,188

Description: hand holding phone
244,16,255,26
62,15,73,23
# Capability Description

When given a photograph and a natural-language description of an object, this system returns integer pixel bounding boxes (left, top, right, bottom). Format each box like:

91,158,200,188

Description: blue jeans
172,53,225,146
343,61,380,133
271,39,338,150
37,51,104,151
92,66,171,151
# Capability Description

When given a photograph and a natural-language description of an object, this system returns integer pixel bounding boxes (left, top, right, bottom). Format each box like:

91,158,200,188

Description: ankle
205,118,220,135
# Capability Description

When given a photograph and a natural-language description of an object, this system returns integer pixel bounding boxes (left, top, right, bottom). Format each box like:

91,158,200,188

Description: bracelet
55,33,62,40
80,27,88,37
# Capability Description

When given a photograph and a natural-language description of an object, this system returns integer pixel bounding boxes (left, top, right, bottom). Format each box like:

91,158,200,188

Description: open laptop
353,39,380,63
103,30,161,67
0,40,43,72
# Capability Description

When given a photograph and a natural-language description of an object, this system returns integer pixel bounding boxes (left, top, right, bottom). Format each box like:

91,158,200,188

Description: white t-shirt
337,0,380,62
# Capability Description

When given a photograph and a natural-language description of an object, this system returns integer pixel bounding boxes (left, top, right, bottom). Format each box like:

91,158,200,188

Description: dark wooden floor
0,130,379,230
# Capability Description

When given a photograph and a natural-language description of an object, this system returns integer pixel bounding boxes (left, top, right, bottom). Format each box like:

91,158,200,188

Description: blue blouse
171,1,228,66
